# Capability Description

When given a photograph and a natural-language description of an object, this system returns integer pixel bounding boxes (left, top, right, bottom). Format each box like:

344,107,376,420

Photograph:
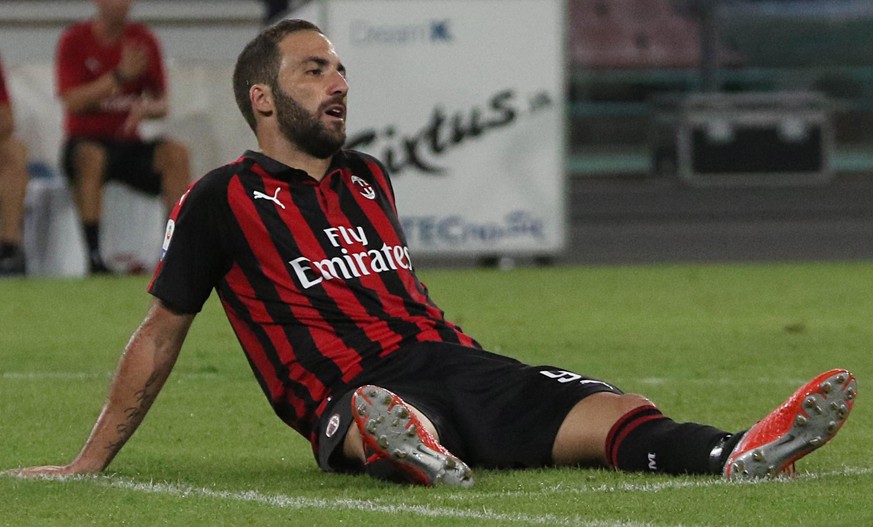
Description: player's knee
156,140,190,174
15,137,28,166
552,392,659,466
0,136,27,168
615,393,657,414
71,141,107,179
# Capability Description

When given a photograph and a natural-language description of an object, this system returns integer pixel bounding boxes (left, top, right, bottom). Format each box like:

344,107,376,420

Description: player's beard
272,85,346,159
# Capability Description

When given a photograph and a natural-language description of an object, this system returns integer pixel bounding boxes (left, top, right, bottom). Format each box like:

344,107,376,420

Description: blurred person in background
56,0,190,274
0,54,29,276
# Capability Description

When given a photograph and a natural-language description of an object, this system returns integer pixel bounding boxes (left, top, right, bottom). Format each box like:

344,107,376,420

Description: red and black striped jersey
149,150,479,441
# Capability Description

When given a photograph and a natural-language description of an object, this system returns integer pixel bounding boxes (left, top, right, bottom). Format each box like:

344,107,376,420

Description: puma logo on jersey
253,187,286,209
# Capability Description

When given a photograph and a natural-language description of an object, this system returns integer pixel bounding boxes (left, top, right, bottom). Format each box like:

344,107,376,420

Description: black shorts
62,137,164,196
315,342,623,471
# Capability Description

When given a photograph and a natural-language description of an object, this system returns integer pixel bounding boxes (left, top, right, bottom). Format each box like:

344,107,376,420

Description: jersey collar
242,150,350,183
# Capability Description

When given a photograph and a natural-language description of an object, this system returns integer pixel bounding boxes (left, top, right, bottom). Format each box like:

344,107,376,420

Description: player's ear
250,83,274,119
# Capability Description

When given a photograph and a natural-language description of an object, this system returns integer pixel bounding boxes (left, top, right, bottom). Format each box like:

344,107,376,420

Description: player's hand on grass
6,463,100,478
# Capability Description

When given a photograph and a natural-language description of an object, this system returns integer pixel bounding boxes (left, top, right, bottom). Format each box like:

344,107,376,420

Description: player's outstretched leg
351,385,474,487
724,369,857,479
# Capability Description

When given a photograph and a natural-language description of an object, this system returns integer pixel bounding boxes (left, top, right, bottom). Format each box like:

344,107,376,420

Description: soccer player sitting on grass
9,20,857,486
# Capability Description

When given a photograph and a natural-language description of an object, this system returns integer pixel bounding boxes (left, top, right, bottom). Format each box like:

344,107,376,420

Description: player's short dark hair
233,19,323,132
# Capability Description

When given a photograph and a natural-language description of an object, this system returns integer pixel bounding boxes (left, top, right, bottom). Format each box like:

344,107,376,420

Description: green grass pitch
1,261,870,526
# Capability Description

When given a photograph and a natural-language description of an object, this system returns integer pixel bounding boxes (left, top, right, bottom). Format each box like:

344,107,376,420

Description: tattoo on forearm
106,372,161,452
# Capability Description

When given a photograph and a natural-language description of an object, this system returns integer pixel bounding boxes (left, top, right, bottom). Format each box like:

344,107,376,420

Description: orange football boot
724,369,856,478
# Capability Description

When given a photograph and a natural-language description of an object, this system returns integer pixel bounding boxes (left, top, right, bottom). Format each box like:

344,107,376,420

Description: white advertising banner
312,0,567,257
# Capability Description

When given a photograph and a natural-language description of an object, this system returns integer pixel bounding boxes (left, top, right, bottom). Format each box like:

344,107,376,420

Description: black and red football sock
605,404,740,475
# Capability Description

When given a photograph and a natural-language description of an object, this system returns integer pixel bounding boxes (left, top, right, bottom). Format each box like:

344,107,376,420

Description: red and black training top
56,20,165,140
149,150,479,443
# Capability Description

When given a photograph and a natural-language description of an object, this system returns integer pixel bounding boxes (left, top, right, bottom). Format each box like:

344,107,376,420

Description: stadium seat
570,20,645,68
568,0,725,69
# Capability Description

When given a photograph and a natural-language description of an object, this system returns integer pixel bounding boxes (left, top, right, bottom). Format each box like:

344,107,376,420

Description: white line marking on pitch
10,468,868,527
13,475,687,527
102,478,664,527
444,466,873,500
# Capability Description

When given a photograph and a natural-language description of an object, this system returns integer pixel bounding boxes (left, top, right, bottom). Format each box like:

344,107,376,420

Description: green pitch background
1,262,870,526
